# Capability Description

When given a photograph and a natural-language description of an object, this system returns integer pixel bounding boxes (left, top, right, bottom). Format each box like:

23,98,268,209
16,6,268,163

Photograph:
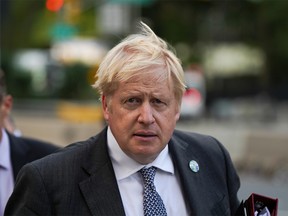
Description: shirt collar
107,127,174,181
0,129,11,169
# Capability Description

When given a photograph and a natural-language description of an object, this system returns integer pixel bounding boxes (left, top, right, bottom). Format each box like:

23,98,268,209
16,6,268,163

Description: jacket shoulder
172,129,224,152
32,135,97,166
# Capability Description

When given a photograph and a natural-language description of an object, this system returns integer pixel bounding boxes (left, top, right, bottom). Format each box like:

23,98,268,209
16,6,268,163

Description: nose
138,102,155,125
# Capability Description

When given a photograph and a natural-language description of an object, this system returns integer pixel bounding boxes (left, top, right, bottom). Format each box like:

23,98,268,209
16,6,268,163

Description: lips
133,130,157,137
134,134,156,137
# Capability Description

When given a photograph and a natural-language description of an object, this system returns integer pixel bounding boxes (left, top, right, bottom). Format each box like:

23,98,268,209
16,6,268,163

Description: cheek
163,107,180,121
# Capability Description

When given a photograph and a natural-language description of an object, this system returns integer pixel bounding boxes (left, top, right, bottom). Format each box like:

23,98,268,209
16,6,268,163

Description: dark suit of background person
0,68,59,216
0,130,59,216
8,131,60,183
5,22,240,216
0,130,59,215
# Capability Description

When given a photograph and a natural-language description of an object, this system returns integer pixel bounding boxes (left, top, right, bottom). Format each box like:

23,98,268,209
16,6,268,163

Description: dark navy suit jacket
5,127,240,216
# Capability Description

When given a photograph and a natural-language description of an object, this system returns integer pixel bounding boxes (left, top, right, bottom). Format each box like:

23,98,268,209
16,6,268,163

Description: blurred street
12,99,288,215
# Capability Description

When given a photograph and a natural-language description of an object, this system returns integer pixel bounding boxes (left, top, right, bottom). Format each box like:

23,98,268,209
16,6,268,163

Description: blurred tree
0,0,98,99
1,0,288,100
142,0,288,100
257,0,288,99
0,0,98,49
57,63,96,100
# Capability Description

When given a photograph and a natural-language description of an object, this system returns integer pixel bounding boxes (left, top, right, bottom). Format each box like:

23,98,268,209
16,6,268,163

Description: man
5,22,240,216
0,69,59,216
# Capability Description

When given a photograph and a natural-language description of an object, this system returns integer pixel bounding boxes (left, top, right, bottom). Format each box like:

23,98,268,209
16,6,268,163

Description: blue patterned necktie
139,166,167,216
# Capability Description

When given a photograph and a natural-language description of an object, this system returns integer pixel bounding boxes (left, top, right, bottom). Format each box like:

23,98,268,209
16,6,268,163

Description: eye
126,98,140,104
151,98,166,107
123,97,141,109
153,98,162,104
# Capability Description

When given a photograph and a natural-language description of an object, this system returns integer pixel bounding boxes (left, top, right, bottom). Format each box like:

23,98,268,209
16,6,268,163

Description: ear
1,95,13,117
174,104,181,121
101,95,109,121
175,111,180,122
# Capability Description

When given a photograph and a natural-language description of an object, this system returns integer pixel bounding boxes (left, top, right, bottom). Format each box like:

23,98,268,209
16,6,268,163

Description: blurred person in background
0,68,60,216
5,22,240,216
4,114,22,137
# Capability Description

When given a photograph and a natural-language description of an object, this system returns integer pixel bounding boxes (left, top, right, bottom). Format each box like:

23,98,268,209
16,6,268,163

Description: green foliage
7,70,33,98
57,64,97,100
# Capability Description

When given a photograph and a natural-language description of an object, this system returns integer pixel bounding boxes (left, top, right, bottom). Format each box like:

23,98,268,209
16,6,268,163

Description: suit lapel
169,133,225,215
79,165,125,216
169,135,202,215
79,128,126,216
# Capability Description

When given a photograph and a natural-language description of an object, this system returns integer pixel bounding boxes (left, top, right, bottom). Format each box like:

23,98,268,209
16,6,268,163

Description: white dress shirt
107,127,189,216
0,129,14,216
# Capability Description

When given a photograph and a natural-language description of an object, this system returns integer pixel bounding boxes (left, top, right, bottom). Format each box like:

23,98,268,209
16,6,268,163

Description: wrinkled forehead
122,71,175,98
133,72,171,86
118,64,169,81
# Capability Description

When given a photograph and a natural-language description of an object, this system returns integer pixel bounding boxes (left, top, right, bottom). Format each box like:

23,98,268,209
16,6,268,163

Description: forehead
116,75,174,99
124,66,170,84
125,68,172,89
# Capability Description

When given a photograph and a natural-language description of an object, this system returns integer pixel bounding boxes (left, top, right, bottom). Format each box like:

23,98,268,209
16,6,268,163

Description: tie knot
140,166,157,185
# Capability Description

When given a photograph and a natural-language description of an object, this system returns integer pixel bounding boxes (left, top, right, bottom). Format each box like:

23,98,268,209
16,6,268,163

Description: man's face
102,67,181,164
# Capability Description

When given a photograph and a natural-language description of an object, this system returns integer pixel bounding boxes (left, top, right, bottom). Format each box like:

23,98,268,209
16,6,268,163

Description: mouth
134,134,156,137
133,130,157,139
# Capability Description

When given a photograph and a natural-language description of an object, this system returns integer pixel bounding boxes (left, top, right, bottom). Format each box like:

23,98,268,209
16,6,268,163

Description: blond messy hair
93,21,186,103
